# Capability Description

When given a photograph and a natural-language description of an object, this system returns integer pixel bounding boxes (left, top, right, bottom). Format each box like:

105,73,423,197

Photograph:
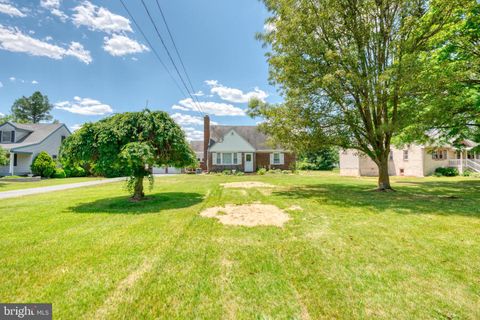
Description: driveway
0,177,126,200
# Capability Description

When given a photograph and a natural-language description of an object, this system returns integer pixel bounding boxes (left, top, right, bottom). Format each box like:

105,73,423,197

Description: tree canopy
60,110,197,200
11,91,53,123
251,0,474,190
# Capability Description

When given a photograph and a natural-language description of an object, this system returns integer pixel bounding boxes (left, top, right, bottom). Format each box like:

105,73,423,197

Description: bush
267,169,282,174
53,168,66,179
63,164,86,177
257,168,267,175
31,152,56,177
235,171,245,176
282,170,291,174
222,170,232,175
434,167,459,177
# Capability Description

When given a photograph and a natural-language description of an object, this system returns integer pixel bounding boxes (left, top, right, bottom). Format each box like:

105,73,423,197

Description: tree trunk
377,157,393,191
132,176,145,201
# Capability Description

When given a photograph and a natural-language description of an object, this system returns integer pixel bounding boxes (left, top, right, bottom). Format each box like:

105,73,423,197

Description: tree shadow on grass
274,179,480,218
70,192,204,215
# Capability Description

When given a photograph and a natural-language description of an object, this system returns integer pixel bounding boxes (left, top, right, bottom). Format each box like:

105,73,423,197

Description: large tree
11,91,53,123
60,110,197,200
252,0,470,190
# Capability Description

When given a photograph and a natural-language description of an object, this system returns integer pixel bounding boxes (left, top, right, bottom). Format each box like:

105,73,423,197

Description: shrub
257,168,267,175
268,169,282,174
53,168,66,179
235,171,245,176
63,164,87,177
282,170,291,174
434,167,459,177
31,152,56,177
222,170,232,175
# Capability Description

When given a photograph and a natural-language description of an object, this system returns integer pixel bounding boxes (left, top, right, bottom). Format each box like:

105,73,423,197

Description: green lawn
0,177,103,192
0,172,479,319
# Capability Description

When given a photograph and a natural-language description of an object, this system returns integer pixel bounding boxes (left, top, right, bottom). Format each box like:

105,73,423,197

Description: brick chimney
203,115,210,171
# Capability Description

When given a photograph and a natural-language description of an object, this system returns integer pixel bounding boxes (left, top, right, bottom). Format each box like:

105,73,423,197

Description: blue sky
0,0,278,139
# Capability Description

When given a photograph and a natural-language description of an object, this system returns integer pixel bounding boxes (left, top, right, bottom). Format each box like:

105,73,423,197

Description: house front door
244,153,254,172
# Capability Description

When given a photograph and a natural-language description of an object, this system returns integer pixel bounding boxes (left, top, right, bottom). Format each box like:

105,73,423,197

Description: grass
0,177,103,192
0,172,479,319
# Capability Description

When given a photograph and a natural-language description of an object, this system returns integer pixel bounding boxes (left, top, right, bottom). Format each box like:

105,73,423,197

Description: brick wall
256,152,296,170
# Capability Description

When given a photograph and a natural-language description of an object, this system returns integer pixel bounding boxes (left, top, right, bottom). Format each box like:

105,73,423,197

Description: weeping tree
252,0,470,190
60,110,197,200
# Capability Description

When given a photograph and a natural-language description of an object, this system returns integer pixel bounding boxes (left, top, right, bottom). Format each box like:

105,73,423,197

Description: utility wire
154,0,203,110
119,0,188,99
140,0,205,115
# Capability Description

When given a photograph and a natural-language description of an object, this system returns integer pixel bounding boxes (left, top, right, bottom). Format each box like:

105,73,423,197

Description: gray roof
0,122,67,151
209,125,276,151
189,140,204,153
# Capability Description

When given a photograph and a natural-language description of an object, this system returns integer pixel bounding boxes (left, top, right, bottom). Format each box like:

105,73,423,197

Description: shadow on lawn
274,179,480,218
70,192,203,214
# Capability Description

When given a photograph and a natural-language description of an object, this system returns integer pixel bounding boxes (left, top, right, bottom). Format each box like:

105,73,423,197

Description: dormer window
1,131,14,143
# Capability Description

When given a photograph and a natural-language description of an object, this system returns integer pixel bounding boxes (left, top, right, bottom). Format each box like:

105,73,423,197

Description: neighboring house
200,116,295,172
0,122,71,176
340,140,480,177
151,141,204,175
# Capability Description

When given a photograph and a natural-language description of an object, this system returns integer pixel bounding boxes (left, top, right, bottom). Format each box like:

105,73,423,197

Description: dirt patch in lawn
200,204,290,227
220,181,275,189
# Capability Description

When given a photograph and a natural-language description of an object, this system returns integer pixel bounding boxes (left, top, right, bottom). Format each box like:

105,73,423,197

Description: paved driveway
0,178,126,200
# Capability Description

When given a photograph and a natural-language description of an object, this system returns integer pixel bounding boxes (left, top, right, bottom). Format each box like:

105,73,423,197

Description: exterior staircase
448,159,480,173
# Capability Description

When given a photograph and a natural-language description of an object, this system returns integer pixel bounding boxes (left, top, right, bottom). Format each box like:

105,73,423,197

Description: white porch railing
448,159,480,173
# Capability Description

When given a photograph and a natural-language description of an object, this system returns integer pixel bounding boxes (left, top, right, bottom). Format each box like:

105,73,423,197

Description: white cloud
40,0,67,22
182,127,204,141
55,96,113,115
44,36,53,41
72,1,132,34
205,80,268,103
0,112,4,117
192,90,204,97
0,81,3,88
0,25,92,64
0,2,26,18
31,80,38,84
172,98,245,116
70,123,83,131
9,76,15,81
67,41,92,64
103,34,148,56
171,113,218,126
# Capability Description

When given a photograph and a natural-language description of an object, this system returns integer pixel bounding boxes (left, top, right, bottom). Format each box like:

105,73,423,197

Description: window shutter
0,131,2,142
212,152,217,165
11,131,15,142
270,153,274,165
237,153,242,165
280,153,285,165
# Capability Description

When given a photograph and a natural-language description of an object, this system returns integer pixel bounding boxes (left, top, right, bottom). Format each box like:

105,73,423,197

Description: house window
216,153,221,164
246,154,252,162
389,150,393,161
61,135,66,142
223,153,233,165
432,149,448,160
52,155,57,160
403,150,409,161
13,154,17,166
233,153,238,164
1,131,12,143
273,153,280,164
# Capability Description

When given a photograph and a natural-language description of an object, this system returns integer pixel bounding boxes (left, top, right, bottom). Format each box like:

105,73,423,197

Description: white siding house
0,122,71,176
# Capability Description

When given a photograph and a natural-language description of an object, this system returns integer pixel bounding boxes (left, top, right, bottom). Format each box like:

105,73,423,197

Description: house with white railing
340,139,479,177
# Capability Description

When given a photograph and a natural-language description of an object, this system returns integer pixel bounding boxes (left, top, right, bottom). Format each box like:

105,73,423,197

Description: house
199,115,295,172
340,140,480,177
0,122,71,176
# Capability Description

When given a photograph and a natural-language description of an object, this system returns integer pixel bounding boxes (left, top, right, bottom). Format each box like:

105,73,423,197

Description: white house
0,122,71,176
340,140,480,177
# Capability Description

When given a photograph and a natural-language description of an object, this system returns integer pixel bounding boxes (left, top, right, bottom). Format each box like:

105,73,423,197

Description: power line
139,0,205,115
154,0,203,109
119,0,188,99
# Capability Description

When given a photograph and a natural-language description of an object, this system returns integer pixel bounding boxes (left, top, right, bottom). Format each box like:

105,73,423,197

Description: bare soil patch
200,204,290,227
220,181,275,189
